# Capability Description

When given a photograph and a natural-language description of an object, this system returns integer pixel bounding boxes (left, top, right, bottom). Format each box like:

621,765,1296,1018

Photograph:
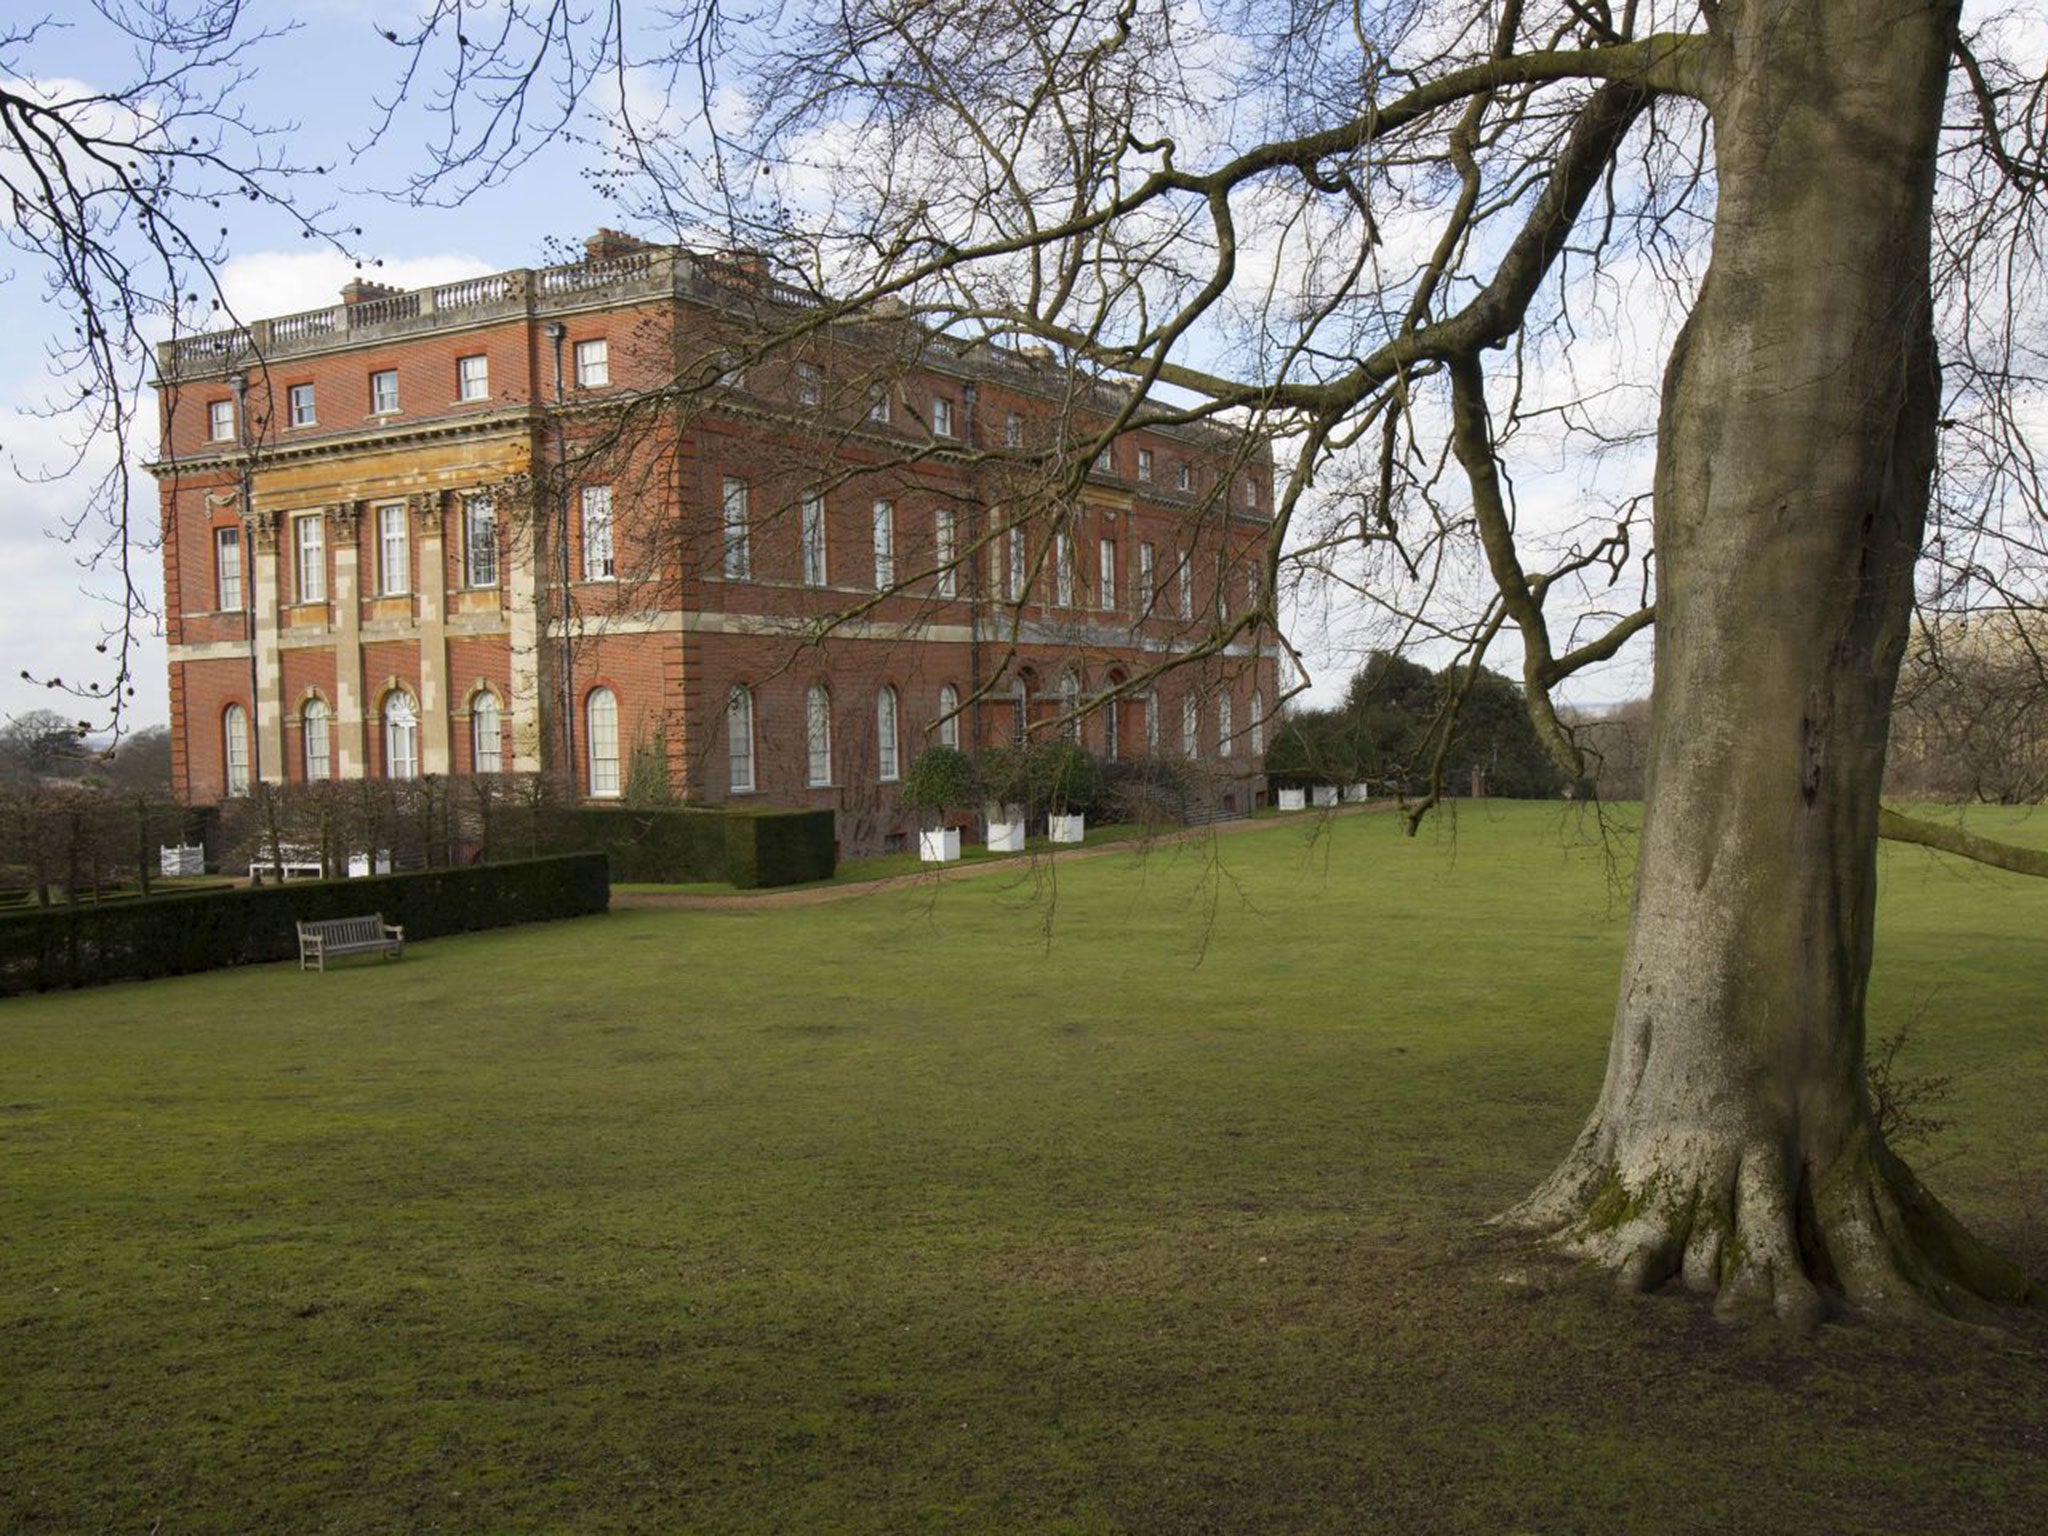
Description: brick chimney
584,228,651,262
340,278,402,306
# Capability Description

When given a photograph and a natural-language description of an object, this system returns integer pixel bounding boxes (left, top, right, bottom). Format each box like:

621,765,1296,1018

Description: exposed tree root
1499,1122,2033,1329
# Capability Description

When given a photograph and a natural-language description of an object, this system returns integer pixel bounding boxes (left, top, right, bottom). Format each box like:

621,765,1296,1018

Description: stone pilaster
247,507,285,783
412,491,452,775
328,501,367,778
500,474,545,774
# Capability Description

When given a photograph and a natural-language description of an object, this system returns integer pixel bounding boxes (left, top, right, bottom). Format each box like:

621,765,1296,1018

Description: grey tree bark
1502,0,2032,1323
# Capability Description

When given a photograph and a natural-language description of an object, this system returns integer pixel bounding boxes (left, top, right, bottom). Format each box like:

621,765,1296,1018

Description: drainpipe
544,322,575,782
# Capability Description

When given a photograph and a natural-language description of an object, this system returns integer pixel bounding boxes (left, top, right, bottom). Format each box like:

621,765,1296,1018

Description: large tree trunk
1505,0,2031,1323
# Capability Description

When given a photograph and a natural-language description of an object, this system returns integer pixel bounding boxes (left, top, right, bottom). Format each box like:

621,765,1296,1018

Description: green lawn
5,803,2046,1533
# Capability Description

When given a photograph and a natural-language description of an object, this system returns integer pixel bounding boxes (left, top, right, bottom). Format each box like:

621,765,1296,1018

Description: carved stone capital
409,490,445,534
326,500,361,539
245,506,280,553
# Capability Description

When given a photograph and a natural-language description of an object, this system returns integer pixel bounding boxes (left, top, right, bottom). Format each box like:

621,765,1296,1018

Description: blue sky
2,2,1659,735
2,3,619,730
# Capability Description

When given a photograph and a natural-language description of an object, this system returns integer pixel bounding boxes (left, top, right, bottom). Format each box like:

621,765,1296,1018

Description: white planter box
1312,785,1340,808
985,820,1025,853
1344,782,1373,802
1277,788,1306,811
919,828,962,863
159,843,205,878
346,850,394,879
1048,813,1085,845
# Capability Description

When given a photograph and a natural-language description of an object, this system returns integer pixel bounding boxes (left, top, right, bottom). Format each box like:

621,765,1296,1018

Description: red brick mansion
150,232,1282,854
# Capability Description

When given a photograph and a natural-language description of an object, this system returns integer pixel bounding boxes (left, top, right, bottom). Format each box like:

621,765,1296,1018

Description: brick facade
151,236,1283,854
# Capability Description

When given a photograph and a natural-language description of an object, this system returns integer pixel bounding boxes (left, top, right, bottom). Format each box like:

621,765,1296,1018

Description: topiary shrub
899,745,976,828
974,745,1034,815
1030,738,1101,816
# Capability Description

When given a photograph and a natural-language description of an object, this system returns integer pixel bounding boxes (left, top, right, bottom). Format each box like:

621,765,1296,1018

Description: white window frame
288,382,315,428
1145,692,1160,754
868,386,891,424
582,486,616,581
208,399,235,441
935,508,957,598
1098,538,1116,611
1250,690,1266,756
215,526,243,611
931,397,953,438
1137,448,1153,482
1176,460,1191,492
378,504,410,596
464,494,498,589
1104,687,1120,760
1178,556,1193,620
472,692,503,774
937,684,960,750
302,699,330,782
727,688,755,793
795,363,823,408
1054,532,1073,607
1245,477,1259,510
1007,528,1025,602
1182,695,1199,758
801,493,827,587
457,354,489,402
722,477,751,580
1004,412,1022,448
370,369,399,415
587,688,621,798
806,685,833,787
295,514,326,604
1059,672,1081,742
574,338,609,388
1219,694,1235,757
1011,679,1028,745
876,686,900,781
873,500,895,590
223,704,250,796
383,693,420,781
1139,543,1155,615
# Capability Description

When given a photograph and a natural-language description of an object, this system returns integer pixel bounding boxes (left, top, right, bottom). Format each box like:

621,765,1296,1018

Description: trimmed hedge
723,808,836,890
569,807,729,883
572,806,835,889
0,853,609,996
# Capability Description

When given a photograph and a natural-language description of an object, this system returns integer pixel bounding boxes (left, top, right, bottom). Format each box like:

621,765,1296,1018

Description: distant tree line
1267,653,1566,801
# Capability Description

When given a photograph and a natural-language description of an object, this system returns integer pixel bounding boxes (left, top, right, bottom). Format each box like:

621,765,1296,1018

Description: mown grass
5,802,2046,1534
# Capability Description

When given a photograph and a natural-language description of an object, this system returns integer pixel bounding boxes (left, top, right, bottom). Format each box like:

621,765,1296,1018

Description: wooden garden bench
297,914,405,972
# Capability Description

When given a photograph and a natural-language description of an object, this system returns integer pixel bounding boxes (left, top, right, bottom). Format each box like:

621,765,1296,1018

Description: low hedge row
0,853,609,996
571,807,835,889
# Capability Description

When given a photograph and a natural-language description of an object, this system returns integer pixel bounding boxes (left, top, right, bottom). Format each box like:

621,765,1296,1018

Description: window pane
876,688,899,780
224,705,249,796
302,701,330,782
582,486,615,580
801,494,826,586
465,495,498,587
726,689,754,793
215,527,243,610
371,370,399,413
575,339,609,387
1054,533,1072,606
722,479,750,580
588,689,620,797
384,694,418,780
296,516,326,604
938,684,959,750
209,400,234,441
935,509,956,597
459,355,488,400
806,686,832,786
873,501,894,589
1219,695,1234,757
473,695,502,773
379,505,410,595
1098,539,1115,610
289,384,315,427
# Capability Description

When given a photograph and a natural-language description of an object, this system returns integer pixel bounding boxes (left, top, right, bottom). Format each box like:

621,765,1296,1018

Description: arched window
1103,689,1120,760
587,688,620,797
1218,694,1235,757
876,686,900,781
937,684,960,750
223,704,250,796
1144,693,1160,754
726,687,754,793
1011,678,1028,745
1250,690,1266,756
302,699,331,782
1059,671,1081,742
1182,695,1199,759
383,693,419,781
472,692,503,775
806,685,833,787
